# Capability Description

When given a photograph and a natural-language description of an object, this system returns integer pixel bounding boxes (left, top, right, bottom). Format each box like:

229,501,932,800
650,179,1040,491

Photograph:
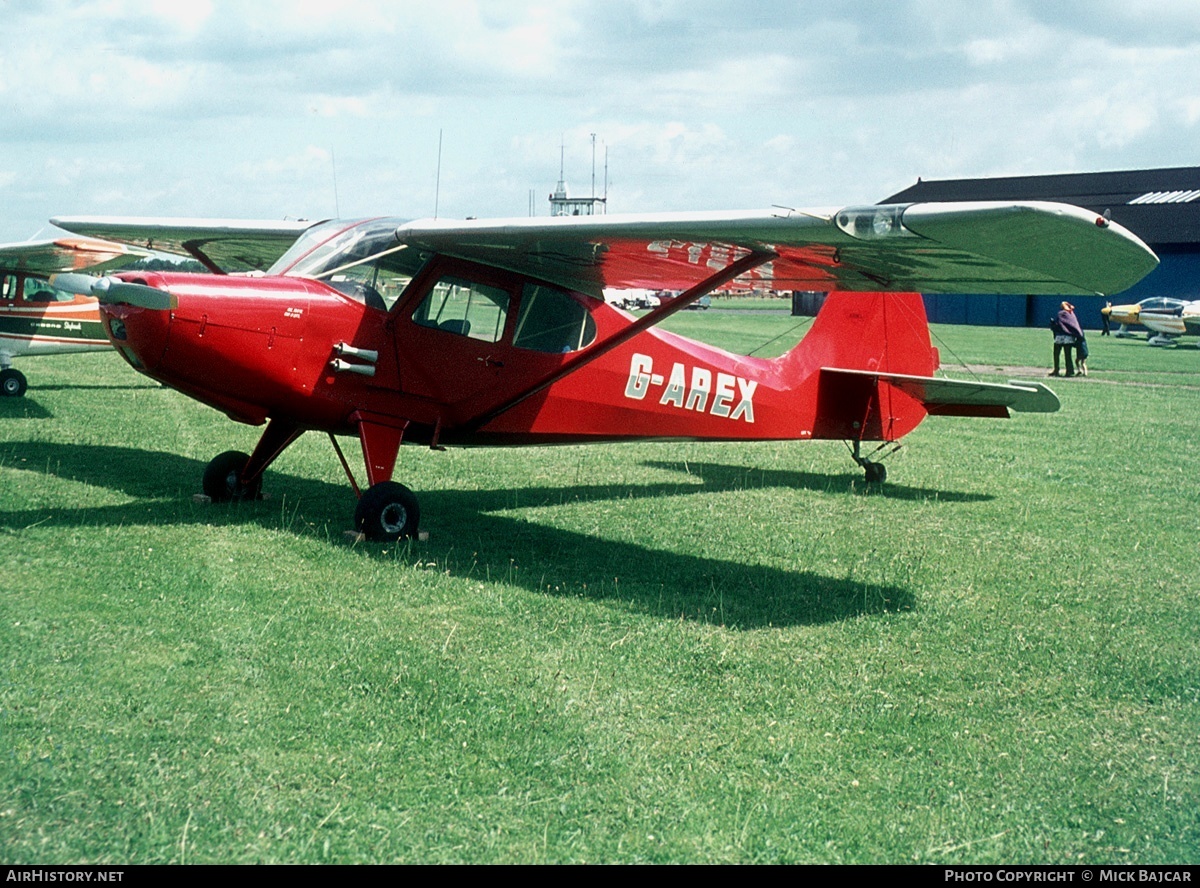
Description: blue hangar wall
881,167,1200,330
921,251,1200,331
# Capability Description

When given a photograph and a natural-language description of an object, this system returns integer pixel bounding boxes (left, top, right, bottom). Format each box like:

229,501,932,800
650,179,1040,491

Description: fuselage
98,261,937,449
0,271,109,362
1105,296,1189,335
1145,298,1200,336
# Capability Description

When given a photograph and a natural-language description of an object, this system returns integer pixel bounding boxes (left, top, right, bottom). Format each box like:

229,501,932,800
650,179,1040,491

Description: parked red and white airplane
0,234,150,396
50,202,1157,540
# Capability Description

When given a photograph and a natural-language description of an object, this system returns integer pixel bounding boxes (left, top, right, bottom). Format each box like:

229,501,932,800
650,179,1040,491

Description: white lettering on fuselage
624,352,756,423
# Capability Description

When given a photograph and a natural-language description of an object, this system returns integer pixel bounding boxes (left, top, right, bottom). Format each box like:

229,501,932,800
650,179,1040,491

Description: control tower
548,138,607,216
549,178,607,216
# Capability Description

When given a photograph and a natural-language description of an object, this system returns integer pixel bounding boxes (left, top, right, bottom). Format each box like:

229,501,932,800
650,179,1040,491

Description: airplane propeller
48,272,102,296
50,273,177,310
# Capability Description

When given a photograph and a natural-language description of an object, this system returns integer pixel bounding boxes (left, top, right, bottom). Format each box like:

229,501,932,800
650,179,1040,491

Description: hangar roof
881,166,1200,248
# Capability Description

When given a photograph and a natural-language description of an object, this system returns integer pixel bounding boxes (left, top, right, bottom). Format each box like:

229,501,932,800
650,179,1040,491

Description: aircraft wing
0,235,149,274
393,201,1157,297
823,367,1061,416
49,216,321,273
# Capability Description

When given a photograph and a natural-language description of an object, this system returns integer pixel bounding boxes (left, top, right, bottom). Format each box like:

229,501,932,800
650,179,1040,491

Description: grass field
1,312,1197,863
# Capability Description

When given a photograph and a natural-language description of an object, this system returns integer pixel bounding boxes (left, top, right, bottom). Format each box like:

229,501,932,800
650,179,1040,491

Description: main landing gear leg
347,415,420,542
848,439,898,485
202,418,304,502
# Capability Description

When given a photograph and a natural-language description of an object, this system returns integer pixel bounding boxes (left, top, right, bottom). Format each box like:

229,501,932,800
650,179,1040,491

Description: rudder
775,292,937,442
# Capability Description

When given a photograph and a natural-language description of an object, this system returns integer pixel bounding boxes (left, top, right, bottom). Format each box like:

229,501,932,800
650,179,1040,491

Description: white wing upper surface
49,216,321,273
393,201,1157,297
0,235,148,274
52,201,1158,295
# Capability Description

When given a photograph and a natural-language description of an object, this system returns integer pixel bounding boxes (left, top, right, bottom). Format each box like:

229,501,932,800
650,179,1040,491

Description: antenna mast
331,147,340,218
434,129,443,219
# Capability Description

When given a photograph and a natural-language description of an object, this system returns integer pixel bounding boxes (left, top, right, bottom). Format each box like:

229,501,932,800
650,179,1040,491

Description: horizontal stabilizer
821,367,1060,416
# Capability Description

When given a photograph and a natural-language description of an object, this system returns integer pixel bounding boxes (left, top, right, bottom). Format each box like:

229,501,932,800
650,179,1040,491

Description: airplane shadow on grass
0,398,53,420
642,460,994,504
34,382,162,392
0,387,156,421
0,442,991,628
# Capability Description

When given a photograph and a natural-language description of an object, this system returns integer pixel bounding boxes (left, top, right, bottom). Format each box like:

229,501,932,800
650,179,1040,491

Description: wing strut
469,249,777,429
182,240,228,275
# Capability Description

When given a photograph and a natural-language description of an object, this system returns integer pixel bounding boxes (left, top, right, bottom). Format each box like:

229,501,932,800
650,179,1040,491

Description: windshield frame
268,217,410,278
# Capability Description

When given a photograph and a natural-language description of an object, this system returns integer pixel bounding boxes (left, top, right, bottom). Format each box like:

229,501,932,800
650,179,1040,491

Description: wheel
202,450,262,502
0,368,27,398
355,481,420,541
863,462,887,485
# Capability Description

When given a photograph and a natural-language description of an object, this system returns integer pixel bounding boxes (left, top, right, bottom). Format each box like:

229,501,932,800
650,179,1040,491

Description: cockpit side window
413,275,510,343
512,284,597,353
21,276,74,303
326,247,431,311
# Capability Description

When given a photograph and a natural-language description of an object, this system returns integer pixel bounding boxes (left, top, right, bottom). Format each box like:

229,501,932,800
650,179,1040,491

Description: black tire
0,368,27,398
202,450,262,502
864,462,887,485
355,481,420,541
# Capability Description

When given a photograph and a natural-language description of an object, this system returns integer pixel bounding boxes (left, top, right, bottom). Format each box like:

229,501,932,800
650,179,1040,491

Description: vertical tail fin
774,292,937,442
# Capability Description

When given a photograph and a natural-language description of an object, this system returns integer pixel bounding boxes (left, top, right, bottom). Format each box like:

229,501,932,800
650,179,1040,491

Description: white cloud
146,0,214,32
0,0,1197,240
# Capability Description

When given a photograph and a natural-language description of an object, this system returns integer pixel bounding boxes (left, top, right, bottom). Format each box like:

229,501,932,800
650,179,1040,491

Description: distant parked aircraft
0,234,146,396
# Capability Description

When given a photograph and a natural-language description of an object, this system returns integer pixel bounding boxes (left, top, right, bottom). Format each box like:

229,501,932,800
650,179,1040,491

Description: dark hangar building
879,166,1200,329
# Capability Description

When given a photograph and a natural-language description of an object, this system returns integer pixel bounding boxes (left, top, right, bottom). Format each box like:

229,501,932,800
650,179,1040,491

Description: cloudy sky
2,0,1199,243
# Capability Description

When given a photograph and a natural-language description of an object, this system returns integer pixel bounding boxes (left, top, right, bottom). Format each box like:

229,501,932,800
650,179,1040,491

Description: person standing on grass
1050,301,1084,377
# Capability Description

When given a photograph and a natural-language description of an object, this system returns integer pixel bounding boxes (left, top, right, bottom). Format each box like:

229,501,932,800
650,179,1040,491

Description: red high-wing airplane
51,202,1157,541
0,234,150,396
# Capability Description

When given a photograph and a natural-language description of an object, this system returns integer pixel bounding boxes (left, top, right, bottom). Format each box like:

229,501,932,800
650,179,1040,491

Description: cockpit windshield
269,217,429,311
1138,297,1187,313
269,218,401,277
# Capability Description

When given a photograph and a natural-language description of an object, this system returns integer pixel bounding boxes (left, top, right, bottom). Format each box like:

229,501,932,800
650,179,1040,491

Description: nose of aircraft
1105,302,1140,325
95,279,175,372
49,272,176,371
94,277,178,311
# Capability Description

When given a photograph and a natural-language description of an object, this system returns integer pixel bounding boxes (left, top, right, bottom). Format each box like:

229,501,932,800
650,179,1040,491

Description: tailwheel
1,368,27,398
355,481,420,542
848,439,898,485
202,450,263,502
